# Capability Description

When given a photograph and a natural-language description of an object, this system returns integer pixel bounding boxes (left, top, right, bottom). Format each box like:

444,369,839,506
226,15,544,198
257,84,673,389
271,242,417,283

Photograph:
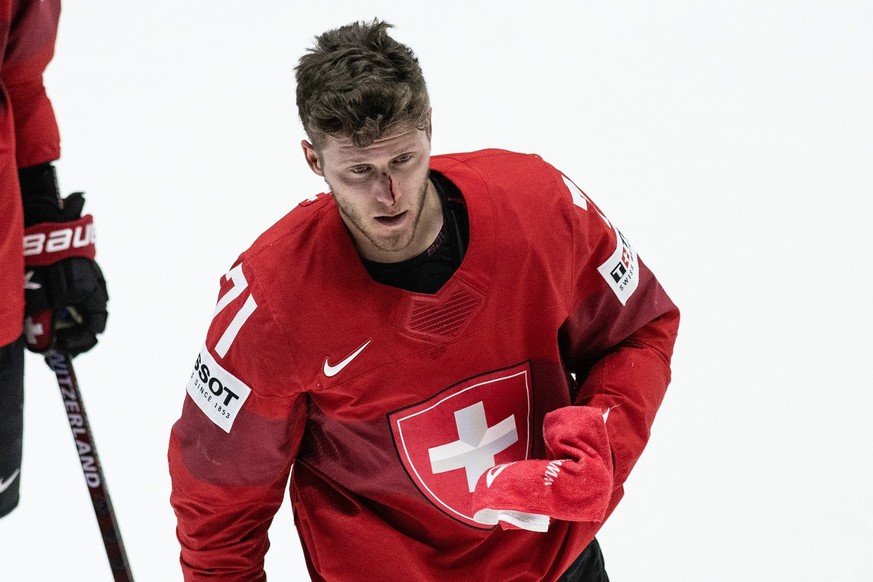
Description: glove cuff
19,163,62,226
19,162,60,198
23,215,97,267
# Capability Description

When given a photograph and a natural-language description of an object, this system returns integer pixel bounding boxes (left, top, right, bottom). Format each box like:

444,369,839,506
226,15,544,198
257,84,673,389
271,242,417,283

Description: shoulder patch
186,346,252,432
597,228,639,305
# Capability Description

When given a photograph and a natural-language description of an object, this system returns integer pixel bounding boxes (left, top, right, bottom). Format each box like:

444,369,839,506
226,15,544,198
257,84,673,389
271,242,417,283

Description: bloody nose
384,172,396,205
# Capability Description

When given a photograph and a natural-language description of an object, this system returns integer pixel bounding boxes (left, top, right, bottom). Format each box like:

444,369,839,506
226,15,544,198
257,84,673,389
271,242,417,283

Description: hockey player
0,0,109,518
169,20,679,581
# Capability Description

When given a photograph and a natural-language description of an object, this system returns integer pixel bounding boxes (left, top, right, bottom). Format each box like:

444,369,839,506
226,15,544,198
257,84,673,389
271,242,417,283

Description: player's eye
350,166,370,175
393,154,413,165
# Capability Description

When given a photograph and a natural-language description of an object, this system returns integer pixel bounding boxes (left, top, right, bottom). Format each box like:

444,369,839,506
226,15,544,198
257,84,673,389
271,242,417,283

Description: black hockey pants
558,538,610,582
0,335,24,518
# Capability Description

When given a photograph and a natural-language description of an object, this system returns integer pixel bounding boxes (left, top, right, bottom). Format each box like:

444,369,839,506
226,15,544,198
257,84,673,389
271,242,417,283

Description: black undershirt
361,171,469,294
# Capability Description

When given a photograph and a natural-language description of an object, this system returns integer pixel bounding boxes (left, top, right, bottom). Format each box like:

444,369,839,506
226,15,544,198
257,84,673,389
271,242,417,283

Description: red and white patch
24,311,53,352
597,227,639,305
389,363,533,529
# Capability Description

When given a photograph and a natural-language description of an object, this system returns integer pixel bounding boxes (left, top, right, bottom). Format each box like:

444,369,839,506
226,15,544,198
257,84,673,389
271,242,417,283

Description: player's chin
370,228,415,253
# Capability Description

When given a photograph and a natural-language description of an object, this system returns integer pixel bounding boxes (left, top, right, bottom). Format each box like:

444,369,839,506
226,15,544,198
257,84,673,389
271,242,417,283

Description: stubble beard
332,174,432,256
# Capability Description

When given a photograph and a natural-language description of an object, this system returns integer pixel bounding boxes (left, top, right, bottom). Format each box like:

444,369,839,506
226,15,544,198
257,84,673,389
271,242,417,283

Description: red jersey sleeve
1,0,61,167
557,173,680,489
168,258,307,581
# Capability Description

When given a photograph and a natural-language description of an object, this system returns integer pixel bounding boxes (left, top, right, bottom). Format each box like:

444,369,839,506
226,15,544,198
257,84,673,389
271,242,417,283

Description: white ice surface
2,1,871,580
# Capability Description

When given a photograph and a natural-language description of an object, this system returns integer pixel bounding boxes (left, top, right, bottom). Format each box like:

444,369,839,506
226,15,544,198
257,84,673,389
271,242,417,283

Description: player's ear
301,140,324,177
425,108,433,142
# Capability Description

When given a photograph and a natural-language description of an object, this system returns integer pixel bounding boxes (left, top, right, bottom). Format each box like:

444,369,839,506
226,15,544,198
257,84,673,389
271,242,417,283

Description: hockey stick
44,350,134,582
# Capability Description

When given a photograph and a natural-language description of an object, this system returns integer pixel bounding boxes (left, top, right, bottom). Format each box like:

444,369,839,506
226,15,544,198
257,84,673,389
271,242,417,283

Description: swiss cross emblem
388,362,533,529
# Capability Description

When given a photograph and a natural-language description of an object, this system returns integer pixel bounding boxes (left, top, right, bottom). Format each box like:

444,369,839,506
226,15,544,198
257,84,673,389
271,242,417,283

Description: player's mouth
374,211,409,228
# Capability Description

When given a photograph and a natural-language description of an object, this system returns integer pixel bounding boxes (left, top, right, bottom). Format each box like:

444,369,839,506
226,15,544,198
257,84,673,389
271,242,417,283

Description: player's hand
20,164,109,357
471,405,613,532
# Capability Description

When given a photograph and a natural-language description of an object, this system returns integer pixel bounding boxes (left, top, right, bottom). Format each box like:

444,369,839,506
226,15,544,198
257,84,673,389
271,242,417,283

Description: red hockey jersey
169,150,680,581
0,0,61,346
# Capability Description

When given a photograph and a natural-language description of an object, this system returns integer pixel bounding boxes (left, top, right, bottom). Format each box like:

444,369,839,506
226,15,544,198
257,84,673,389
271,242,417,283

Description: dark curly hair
295,19,430,149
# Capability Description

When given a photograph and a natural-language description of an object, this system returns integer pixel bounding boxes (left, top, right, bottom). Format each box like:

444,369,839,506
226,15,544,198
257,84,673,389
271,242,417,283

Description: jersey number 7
212,263,258,358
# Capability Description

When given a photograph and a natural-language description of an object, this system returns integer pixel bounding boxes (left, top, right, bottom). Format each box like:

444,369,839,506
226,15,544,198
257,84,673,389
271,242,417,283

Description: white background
2,1,871,580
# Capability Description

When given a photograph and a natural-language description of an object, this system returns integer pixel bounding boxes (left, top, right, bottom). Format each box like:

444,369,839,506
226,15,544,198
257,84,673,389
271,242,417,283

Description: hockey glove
471,405,613,532
20,163,108,356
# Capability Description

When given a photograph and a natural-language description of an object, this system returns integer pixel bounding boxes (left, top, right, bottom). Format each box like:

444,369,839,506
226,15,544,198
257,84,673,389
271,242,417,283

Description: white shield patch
388,363,533,529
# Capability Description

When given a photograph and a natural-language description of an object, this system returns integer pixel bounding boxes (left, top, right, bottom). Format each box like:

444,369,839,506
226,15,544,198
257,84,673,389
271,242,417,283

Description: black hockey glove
20,163,108,357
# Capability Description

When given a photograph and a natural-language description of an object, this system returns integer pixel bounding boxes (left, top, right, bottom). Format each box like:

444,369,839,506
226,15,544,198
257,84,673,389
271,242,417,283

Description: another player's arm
2,0,61,168
168,260,307,580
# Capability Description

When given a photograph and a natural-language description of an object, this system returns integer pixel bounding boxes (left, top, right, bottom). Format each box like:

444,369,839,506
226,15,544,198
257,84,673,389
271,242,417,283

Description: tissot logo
194,353,243,407
388,362,533,529
186,346,252,432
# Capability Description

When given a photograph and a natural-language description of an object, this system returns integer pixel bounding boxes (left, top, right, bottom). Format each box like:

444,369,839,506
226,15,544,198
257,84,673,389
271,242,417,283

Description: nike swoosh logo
485,462,515,488
323,340,371,377
0,469,20,494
